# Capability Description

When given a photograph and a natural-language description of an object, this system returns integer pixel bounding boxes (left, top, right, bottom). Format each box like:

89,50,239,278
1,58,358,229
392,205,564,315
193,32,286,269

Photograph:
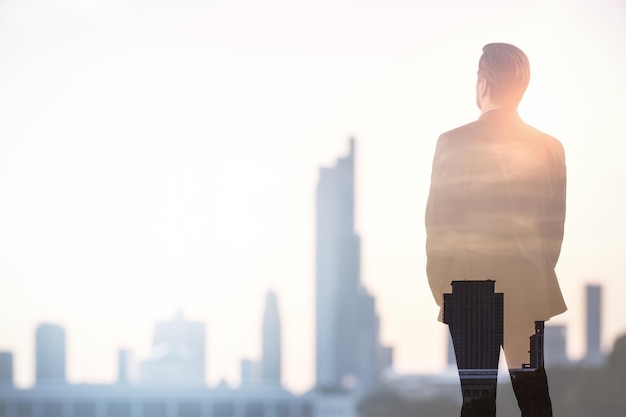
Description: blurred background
0,1,625,416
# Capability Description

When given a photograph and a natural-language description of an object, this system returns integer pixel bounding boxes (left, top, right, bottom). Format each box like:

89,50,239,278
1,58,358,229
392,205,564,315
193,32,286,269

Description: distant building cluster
119,301,280,389
0,303,357,417
543,283,606,368
0,138,392,417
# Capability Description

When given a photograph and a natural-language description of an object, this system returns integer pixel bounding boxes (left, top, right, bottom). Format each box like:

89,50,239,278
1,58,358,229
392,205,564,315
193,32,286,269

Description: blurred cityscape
0,139,624,417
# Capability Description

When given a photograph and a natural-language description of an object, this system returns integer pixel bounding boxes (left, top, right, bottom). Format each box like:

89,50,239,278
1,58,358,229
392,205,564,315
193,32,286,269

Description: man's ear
477,77,489,97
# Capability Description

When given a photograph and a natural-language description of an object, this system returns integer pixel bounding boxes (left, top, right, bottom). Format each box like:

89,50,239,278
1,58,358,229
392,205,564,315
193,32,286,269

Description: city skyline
1,302,282,389
0,278,614,390
0,0,625,393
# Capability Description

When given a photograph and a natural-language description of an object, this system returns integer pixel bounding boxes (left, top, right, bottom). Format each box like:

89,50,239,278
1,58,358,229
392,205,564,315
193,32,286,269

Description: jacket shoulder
437,118,565,157
521,123,565,156
438,120,482,142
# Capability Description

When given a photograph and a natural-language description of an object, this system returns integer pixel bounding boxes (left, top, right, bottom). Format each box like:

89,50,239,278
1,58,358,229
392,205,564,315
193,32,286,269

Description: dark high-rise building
584,284,604,366
315,138,382,392
444,280,503,401
528,321,545,369
0,352,13,386
262,290,282,385
35,323,66,385
509,320,550,411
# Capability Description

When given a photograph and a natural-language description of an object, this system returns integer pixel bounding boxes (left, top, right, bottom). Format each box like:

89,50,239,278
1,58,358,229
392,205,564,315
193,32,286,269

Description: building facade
443,280,503,401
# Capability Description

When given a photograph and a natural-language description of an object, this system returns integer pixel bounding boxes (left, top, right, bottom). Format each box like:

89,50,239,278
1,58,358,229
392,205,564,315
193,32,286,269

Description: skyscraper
35,323,66,385
584,284,604,366
140,310,206,385
262,290,282,385
444,280,503,403
315,138,382,392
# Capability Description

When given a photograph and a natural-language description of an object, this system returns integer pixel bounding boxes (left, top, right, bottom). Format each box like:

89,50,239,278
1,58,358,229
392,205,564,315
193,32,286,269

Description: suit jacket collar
478,106,520,122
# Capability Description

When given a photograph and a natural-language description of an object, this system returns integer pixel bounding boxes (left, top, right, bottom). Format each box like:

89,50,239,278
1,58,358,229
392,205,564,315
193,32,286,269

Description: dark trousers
449,326,553,417
509,367,553,417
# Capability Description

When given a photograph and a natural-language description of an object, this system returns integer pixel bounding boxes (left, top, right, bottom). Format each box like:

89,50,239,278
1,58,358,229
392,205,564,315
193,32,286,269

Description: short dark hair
478,43,530,107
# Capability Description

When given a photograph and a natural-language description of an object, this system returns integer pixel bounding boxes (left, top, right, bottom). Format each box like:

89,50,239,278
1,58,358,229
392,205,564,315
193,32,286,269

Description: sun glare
518,87,561,136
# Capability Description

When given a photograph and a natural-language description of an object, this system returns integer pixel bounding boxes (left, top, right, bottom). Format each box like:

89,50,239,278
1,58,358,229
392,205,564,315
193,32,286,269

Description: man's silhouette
425,43,567,417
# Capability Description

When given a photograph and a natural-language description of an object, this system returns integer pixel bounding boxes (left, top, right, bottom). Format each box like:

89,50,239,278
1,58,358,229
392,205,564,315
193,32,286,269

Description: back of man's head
478,43,530,108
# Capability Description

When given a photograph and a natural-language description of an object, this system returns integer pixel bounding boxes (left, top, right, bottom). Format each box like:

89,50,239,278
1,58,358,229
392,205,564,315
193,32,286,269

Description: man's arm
542,140,567,269
425,135,463,306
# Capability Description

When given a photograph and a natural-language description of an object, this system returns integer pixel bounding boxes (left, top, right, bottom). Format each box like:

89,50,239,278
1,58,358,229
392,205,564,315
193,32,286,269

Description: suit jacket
425,108,567,324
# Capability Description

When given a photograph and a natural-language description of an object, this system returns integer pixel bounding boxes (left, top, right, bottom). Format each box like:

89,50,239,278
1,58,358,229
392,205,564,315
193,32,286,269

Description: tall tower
35,323,66,385
262,290,282,385
316,138,360,390
315,138,384,393
584,284,604,366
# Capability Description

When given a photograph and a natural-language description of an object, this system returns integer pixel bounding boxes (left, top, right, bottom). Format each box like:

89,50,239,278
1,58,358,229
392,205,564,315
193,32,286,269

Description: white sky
0,0,625,393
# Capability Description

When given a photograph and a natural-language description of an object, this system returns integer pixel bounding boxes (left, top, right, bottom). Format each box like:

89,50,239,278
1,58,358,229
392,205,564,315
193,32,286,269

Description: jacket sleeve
542,140,566,269
425,135,463,306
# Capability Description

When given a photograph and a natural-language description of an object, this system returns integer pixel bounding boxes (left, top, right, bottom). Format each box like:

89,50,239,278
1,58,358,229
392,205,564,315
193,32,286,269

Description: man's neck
479,105,502,117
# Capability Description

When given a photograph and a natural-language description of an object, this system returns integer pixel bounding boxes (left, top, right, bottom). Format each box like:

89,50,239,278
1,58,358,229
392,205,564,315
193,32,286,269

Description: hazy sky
1,0,625,393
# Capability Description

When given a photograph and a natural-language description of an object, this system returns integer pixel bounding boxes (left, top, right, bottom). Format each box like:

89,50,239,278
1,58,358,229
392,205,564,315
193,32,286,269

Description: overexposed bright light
519,87,561,136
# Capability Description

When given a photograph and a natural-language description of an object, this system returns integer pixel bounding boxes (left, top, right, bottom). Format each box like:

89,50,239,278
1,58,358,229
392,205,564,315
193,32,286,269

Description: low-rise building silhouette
240,359,261,386
0,352,13,386
0,384,322,417
140,310,205,386
35,323,66,386
544,324,570,367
